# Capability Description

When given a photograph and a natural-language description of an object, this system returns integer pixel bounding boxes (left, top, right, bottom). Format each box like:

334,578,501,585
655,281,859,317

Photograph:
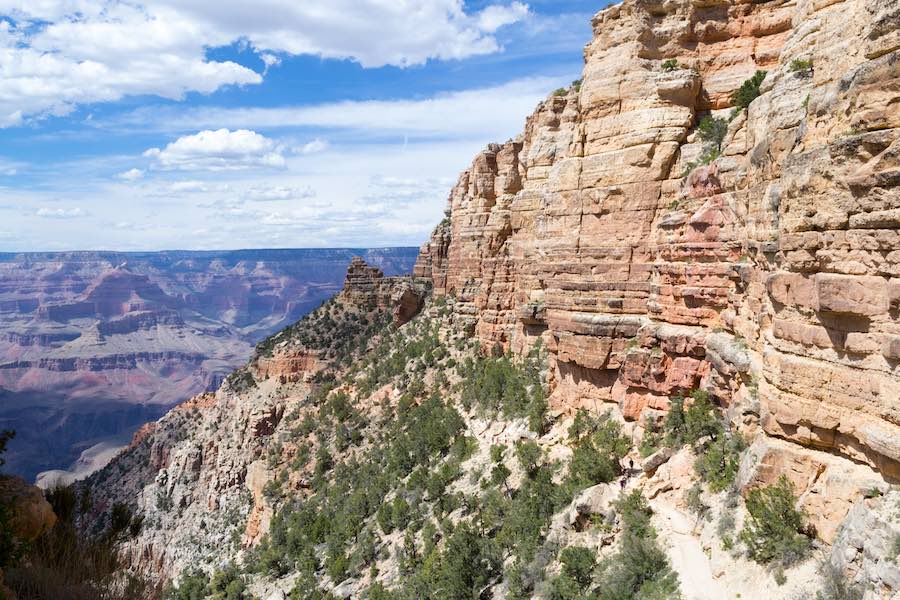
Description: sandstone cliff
415,0,899,518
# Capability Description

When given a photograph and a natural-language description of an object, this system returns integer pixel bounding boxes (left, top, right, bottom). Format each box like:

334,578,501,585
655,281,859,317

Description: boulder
643,447,674,475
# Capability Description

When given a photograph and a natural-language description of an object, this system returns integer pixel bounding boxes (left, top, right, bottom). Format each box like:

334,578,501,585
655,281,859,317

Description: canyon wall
415,0,900,491
0,248,417,482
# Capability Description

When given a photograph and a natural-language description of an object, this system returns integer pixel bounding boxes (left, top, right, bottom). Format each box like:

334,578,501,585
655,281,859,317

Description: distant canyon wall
0,248,418,482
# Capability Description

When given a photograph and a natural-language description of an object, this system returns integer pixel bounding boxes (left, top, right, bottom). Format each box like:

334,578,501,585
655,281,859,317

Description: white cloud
159,0,529,68
116,77,564,143
0,157,25,176
144,128,286,171
116,168,144,181
300,138,329,154
478,2,530,32
245,185,315,201
36,207,87,218
167,180,217,193
0,0,530,126
259,52,281,74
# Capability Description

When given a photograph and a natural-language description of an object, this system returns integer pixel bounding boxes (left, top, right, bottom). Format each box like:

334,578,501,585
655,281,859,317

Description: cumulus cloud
0,0,530,126
116,168,144,181
36,207,87,218
478,2,530,32
144,129,286,171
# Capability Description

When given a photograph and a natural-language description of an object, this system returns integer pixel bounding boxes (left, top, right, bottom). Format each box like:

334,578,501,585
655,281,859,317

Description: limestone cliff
415,0,899,512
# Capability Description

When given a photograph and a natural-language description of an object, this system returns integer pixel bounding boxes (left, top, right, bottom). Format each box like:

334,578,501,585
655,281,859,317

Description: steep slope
72,0,900,598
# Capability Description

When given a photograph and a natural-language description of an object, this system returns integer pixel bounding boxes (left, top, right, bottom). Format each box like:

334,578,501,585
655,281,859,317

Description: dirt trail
652,500,728,600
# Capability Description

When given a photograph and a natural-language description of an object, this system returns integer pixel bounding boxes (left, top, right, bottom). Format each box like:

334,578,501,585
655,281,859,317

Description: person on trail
620,476,626,491
628,457,634,472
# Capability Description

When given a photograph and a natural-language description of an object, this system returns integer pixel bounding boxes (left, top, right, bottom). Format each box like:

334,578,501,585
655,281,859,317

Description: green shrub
562,412,630,497
639,426,663,458
490,461,511,490
392,495,411,530
661,58,679,72
665,391,723,448
325,546,349,582
694,433,746,492
108,503,133,539
208,564,251,600
514,440,542,477
816,562,863,600
697,116,728,149
560,546,596,587
262,479,283,501
165,569,210,600
717,511,736,550
593,491,682,600
377,502,394,535
224,368,256,393
732,70,767,110
431,525,501,600
554,87,568,97
288,572,338,600
789,59,813,76
739,476,811,567
458,349,546,432
548,546,597,600
863,487,883,499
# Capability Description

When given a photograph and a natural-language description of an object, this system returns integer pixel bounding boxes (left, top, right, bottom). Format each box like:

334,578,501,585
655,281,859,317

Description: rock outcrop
341,256,428,325
415,0,900,499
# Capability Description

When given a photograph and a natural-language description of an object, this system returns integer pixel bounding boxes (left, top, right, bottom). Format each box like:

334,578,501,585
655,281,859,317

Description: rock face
78,259,425,579
415,0,900,491
340,256,428,325
829,490,900,593
0,248,418,483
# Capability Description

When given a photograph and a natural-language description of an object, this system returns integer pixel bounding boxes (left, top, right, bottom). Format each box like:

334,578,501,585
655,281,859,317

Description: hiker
628,457,634,472
619,476,626,491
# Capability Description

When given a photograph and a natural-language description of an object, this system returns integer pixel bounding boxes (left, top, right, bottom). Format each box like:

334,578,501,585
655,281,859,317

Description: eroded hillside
59,0,900,598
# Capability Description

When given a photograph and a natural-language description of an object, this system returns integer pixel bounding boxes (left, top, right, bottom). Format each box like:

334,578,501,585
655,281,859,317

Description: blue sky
0,0,606,251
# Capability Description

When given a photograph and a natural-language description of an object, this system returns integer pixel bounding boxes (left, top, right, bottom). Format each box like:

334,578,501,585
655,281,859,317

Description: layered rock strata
414,0,900,520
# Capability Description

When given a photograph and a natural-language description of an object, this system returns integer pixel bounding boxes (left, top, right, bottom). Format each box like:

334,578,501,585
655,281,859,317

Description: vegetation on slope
159,297,683,600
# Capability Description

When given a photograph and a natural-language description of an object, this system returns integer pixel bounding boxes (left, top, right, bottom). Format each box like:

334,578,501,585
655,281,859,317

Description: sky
0,0,604,252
